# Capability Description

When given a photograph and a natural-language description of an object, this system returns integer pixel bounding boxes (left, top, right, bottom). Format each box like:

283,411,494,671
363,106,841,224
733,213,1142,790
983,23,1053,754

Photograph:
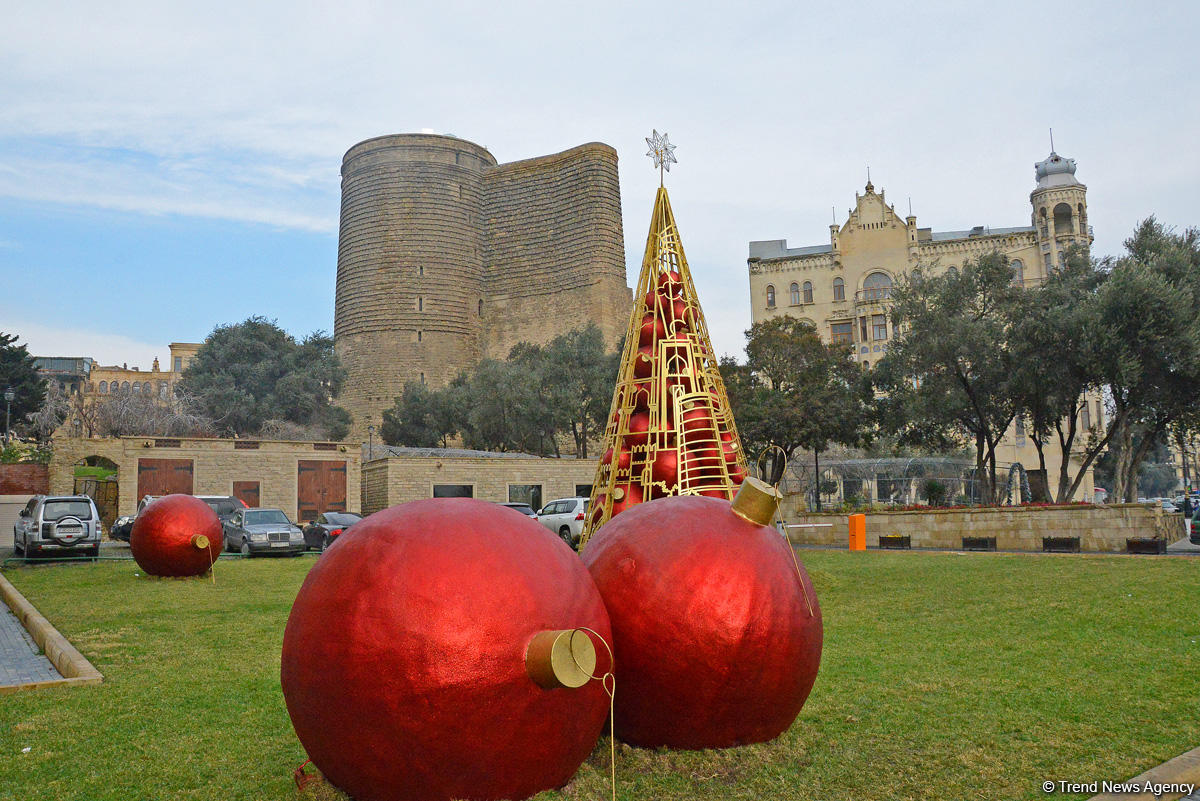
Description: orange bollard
848,514,866,551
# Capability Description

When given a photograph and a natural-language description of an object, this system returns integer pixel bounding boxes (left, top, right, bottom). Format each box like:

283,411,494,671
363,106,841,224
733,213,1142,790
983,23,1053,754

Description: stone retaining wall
785,504,1182,553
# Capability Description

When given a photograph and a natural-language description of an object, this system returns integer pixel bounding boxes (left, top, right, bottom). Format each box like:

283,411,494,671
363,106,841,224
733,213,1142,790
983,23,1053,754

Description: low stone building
362,446,598,516
50,435,361,523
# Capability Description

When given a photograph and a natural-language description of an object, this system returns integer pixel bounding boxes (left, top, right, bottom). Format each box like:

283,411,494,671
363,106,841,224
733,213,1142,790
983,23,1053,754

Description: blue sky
2,1,1198,367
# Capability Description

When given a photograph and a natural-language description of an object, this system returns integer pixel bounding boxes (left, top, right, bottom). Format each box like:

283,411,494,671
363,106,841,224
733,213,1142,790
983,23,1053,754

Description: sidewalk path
0,604,61,688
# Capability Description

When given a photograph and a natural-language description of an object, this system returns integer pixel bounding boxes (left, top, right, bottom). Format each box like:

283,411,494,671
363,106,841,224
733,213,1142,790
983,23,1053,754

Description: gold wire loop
569,627,618,801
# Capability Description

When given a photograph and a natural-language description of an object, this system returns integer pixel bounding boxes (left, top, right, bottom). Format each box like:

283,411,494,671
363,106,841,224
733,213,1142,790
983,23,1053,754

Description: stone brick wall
784,504,1183,553
334,134,631,443
481,143,631,357
363,454,599,515
49,436,361,521
0,464,49,495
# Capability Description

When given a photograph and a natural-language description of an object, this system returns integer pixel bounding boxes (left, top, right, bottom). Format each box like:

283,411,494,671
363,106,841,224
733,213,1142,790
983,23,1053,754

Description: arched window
862,272,892,302
802,281,813,304
1011,258,1025,285
766,285,776,307
99,381,108,394
833,277,845,301
789,283,800,305
945,265,958,277
132,382,140,393
143,382,151,395
478,299,483,316
1053,202,1073,235
121,381,130,392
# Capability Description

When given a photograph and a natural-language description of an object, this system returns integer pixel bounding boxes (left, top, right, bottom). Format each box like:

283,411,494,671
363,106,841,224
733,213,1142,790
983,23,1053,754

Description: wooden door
233,481,260,508
137,458,194,498
297,460,347,522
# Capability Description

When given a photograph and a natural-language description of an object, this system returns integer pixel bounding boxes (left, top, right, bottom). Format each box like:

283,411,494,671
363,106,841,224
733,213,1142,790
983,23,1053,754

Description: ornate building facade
747,150,1099,500
333,134,632,443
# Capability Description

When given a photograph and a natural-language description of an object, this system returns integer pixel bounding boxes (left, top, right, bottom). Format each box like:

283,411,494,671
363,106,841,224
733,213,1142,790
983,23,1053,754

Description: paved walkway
0,604,61,688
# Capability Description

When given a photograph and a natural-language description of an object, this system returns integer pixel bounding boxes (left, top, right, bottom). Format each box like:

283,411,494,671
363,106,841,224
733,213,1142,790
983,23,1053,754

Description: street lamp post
368,425,376,461
3,387,13,447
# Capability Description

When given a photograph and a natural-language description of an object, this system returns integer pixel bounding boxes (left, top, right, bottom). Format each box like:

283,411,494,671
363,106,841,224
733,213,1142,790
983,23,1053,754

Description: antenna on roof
1049,127,1055,153
832,206,836,224
908,197,913,216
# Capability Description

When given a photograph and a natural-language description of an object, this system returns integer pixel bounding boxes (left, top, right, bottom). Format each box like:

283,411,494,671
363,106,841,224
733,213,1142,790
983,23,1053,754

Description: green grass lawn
1,551,1197,801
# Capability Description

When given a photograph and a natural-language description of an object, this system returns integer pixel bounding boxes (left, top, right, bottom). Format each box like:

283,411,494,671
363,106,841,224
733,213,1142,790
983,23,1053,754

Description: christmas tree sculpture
581,131,749,546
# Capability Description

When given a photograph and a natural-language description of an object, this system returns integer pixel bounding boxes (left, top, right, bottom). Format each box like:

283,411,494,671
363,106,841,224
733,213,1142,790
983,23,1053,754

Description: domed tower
1030,149,1090,277
335,134,496,442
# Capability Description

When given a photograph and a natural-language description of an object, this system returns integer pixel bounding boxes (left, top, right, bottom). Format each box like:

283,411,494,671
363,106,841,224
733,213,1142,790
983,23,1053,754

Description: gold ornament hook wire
569,627,618,801
755,446,815,617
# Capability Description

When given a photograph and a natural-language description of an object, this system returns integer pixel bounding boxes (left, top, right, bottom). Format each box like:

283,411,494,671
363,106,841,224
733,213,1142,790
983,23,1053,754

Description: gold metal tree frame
581,184,749,546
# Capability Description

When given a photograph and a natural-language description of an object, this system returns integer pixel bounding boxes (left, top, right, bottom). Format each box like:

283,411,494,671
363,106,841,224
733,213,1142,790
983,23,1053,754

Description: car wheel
558,527,575,548
321,534,331,552
87,545,100,559
240,539,252,558
13,535,23,556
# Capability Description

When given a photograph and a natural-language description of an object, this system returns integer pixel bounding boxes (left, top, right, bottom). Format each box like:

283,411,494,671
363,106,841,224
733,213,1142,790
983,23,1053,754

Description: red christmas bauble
638,314,666,347
625,412,650,447
651,449,678,485
633,346,654,378
583,492,822,749
129,494,222,577
656,270,682,295
281,500,612,801
610,483,644,517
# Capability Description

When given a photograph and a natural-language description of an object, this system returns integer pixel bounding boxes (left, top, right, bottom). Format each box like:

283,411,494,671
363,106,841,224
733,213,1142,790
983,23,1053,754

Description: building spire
1049,127,1055,153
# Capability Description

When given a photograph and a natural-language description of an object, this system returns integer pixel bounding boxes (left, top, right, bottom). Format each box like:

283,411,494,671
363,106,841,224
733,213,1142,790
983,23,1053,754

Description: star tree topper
645,129,677,185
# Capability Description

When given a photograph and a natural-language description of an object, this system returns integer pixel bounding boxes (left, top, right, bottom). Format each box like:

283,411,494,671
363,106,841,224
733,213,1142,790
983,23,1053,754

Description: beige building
747,150,1099,500
37,343,203,402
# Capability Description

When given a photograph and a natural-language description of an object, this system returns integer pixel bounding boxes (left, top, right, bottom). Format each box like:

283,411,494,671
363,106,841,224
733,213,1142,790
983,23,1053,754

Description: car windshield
245,510,291,526
324,513,361,526
43,500,93,521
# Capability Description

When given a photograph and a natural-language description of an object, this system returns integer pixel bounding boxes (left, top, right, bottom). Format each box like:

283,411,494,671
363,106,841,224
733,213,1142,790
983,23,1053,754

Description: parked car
13,495,103,558
112,494,246,542
197,495,247,522
535,497,589,548
222,507,304,557
500,503,537,518
302,512,362,551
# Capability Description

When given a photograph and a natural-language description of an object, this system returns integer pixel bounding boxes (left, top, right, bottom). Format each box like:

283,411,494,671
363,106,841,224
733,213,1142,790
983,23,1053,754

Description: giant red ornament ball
583,490,822,749
129,494,222,578
281,499,613,801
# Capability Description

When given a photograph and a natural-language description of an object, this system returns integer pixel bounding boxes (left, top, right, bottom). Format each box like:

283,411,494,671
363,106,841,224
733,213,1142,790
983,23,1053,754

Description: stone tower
1030,150,1091,274
334,134,631,442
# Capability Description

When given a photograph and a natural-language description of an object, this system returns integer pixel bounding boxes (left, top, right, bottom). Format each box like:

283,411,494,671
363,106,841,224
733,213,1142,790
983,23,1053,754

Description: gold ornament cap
191,534,210,550
525,630,597,690
730,477,781,527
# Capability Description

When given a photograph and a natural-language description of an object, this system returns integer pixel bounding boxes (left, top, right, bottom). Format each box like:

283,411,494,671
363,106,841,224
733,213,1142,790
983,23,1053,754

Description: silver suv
13,495,103,558
535,497,589,549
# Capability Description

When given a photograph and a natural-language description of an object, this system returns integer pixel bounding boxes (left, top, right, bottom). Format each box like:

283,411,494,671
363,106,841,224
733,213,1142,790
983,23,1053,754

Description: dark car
110,494,162,542
197,495,247,522
500,503,537,518
302,512,362,551
222,507,304,557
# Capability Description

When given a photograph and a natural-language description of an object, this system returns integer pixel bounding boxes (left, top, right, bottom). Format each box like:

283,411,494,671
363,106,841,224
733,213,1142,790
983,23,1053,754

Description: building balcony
855,288,893,305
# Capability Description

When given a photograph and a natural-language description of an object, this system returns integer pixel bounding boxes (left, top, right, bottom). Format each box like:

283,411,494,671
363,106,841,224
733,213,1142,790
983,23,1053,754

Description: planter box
1042,536,1081,553
1126,537,1167,555
961,536,997,552
878,534,911,550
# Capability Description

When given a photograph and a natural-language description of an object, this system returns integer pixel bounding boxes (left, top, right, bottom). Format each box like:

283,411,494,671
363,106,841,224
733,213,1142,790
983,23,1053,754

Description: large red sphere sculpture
583,480,822,749
129,494,222,578
281,499,613,801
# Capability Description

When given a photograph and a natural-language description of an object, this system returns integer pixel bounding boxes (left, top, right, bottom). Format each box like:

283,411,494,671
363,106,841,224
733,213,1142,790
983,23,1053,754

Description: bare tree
93,389,214,437
25,383,71,442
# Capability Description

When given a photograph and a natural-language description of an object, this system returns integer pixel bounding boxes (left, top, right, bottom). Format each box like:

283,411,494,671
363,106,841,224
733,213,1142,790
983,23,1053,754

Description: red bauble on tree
583,480,822,750
281,499,613,801
129,494,222,578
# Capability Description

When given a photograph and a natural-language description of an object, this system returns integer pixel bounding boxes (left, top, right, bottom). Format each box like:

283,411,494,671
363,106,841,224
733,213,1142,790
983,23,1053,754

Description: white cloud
6,319,173,370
